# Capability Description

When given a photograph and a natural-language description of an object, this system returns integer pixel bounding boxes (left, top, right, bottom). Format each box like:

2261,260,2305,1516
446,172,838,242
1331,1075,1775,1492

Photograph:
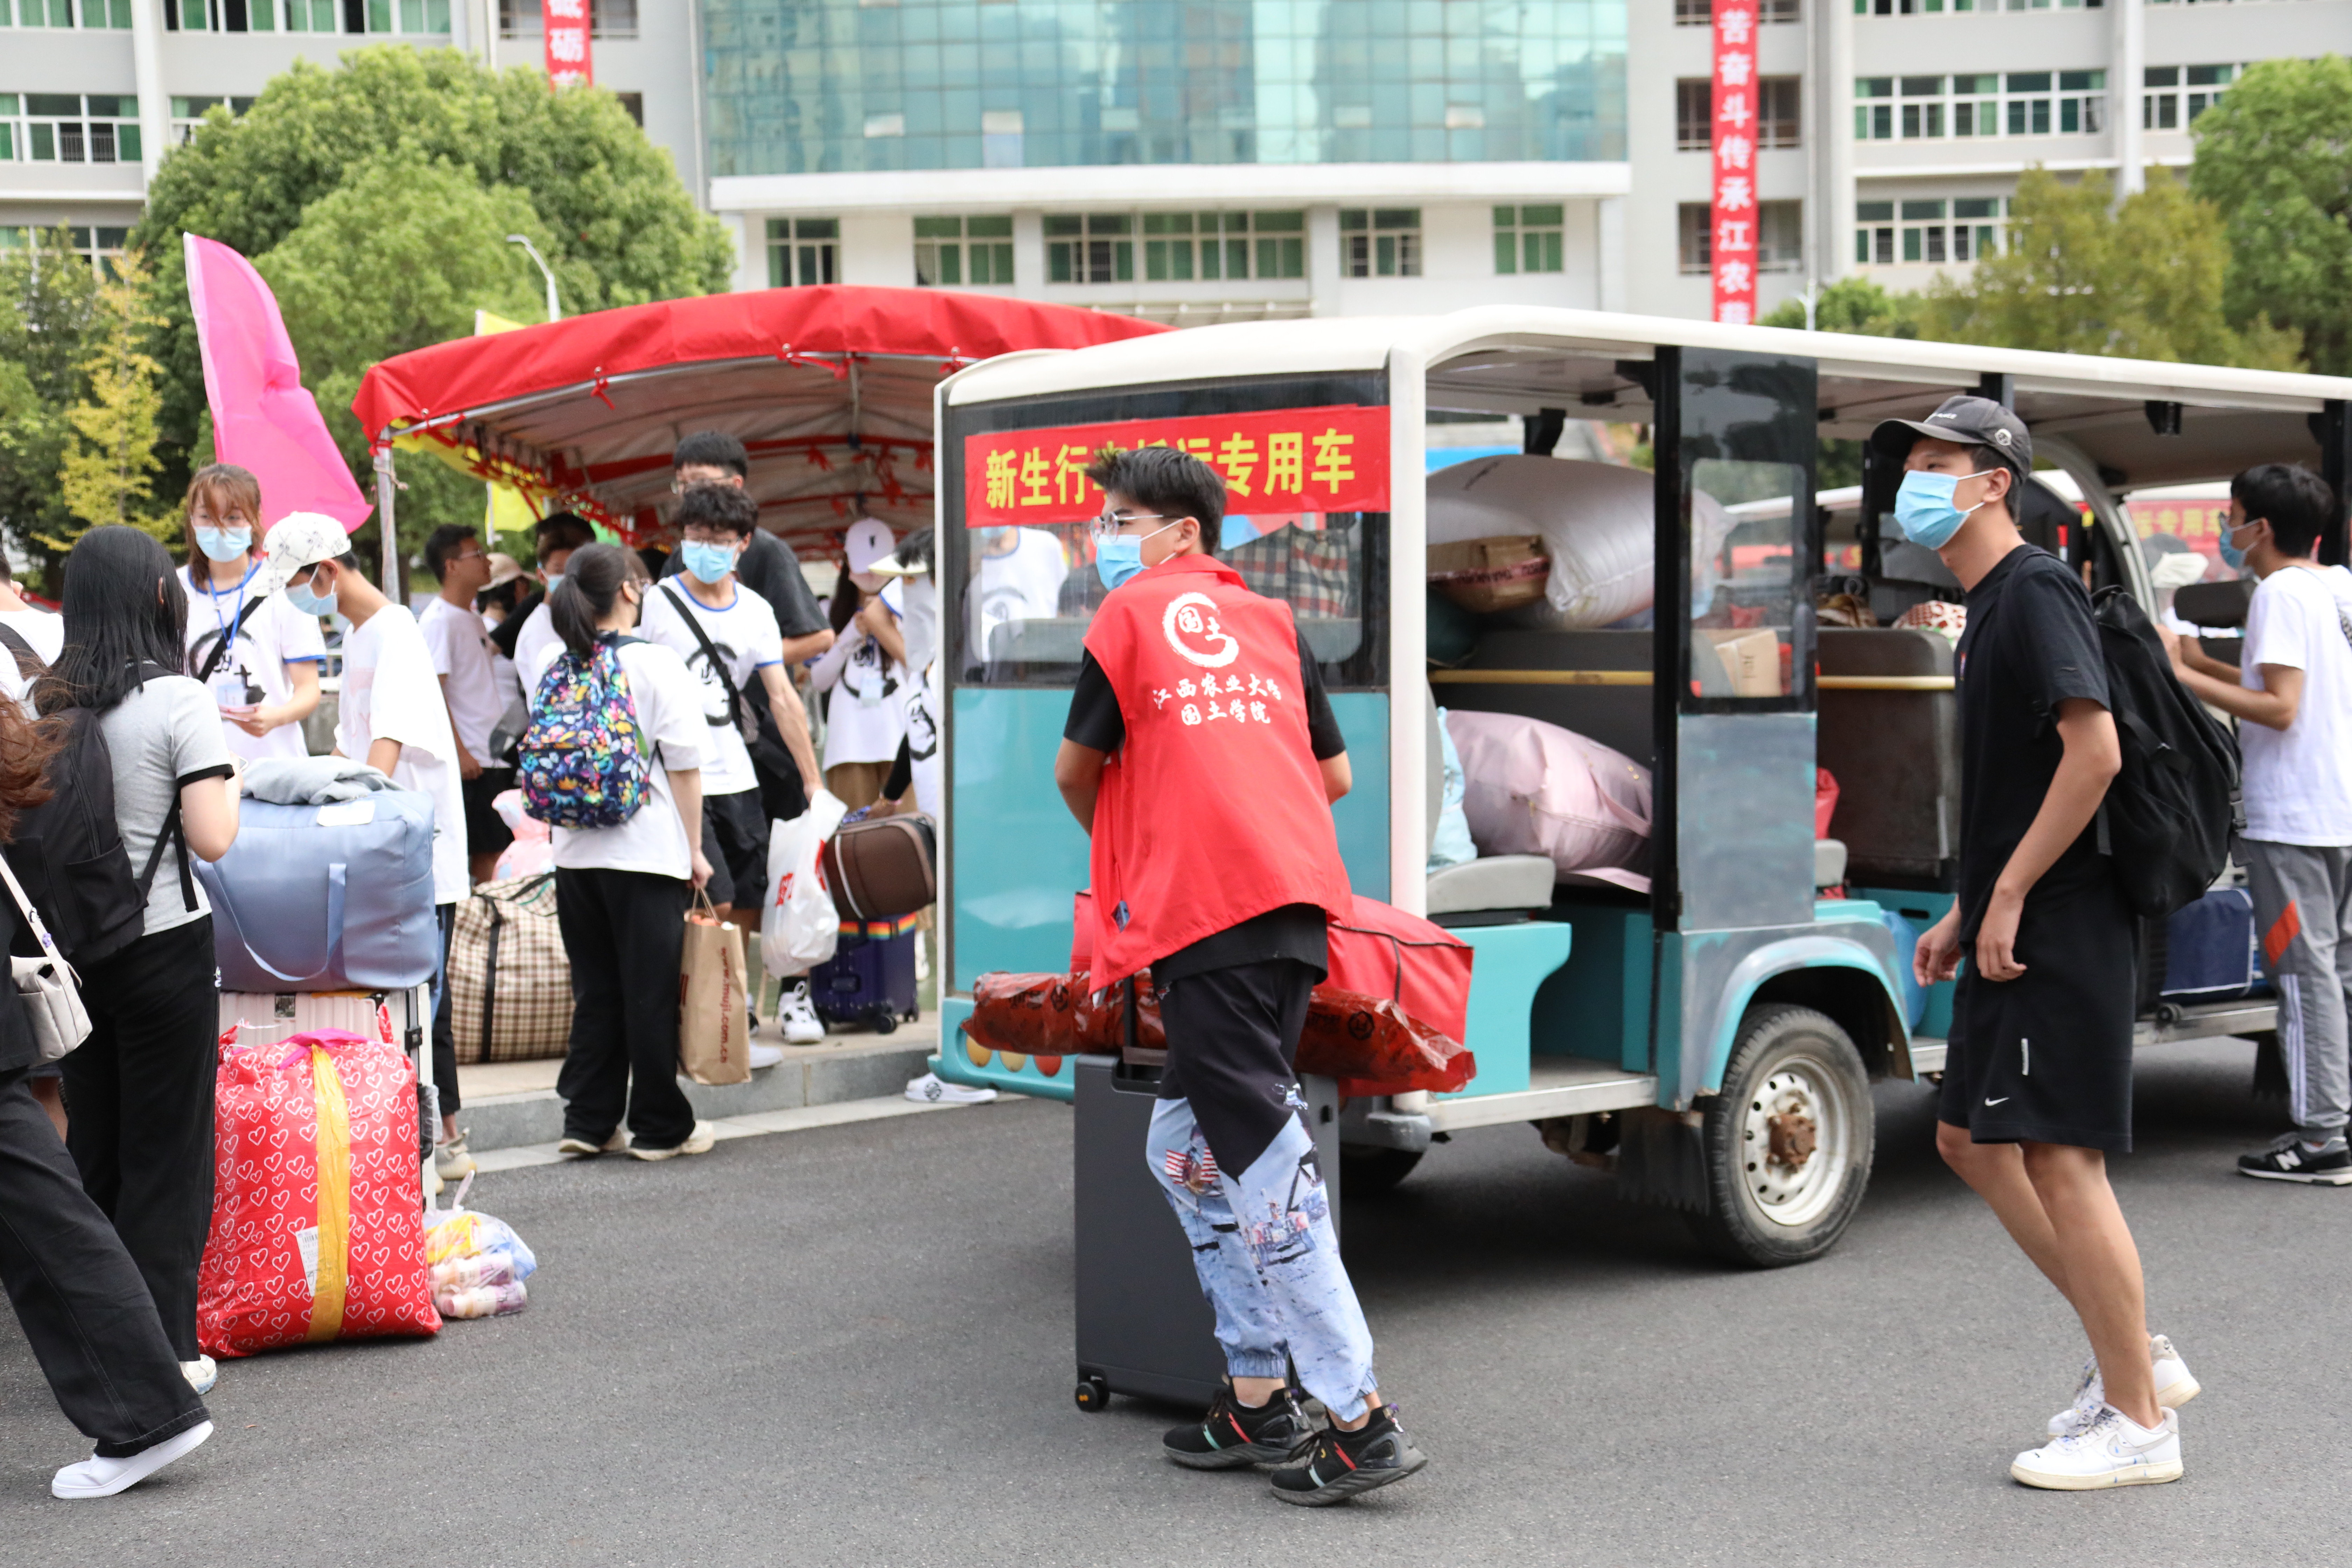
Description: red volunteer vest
1081,553,1355,991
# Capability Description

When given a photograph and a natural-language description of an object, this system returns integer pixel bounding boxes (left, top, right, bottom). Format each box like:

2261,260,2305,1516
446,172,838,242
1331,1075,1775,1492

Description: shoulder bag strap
193,597,271,686
0,623,42,681
657,584,748,734
0,842,73,975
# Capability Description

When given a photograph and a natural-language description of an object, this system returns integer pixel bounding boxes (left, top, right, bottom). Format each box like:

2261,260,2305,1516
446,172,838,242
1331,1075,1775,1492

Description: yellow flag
473,311,541,539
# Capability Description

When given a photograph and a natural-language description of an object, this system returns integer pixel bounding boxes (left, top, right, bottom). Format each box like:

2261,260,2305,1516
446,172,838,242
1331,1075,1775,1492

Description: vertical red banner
544,0,593,88
1710,0,1758,326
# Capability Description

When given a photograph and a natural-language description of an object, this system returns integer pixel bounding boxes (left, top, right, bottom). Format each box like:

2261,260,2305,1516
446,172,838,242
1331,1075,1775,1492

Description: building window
590,0,632,35
2144,64,2234,130
1758,77,1801,148
281,0,336,28
914,215,1014,287
1900,76,1945,138
1758,200,1802,272
1340,209,1420,278
1856,0,2095,9
168,0,309,28
1854,200,1894,266
7,93,140,163
1951,196,2003,260
612,91,642,126
357,0,450,33
1855,78,1894,140
1855,196,2004,267
766,218,838,288
1128,211,1304,283
1045,214,1132,284
1679,0,1801,22
1678,203,1711,275
1676,80,1710,152
1493,205,1564,275
1861,70,2101,140
1950,75,1999,136
170,95,255,144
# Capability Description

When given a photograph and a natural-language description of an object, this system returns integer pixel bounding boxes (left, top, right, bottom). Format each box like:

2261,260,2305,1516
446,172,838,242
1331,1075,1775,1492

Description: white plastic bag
762,789,849,976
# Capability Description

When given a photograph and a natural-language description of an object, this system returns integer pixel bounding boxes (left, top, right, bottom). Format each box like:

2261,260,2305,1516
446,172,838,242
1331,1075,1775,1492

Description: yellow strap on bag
304,1044,352,1343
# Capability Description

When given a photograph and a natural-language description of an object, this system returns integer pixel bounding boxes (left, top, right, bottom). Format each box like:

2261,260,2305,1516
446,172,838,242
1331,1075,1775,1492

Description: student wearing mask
542,544,719,1161
259,517,473,1181
0,691,215,1499
40,527,245,1399
417,525,508,884
175,464,325,760
2159,464,2352,1185
499,512,599,693
807,519,907,810
661,431,835,668
1885,396,2194,1490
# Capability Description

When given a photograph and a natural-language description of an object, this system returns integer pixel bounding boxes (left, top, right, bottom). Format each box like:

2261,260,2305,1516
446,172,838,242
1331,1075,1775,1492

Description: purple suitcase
809,930,919,1034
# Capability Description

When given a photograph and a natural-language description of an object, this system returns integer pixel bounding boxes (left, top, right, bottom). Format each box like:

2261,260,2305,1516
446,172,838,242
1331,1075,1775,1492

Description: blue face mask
540,573,564,596
1891,470,1988,552
285,572,336,618
1093,520,1180,593
679,541,737,585
195,526,252,564
2218,519,2256,572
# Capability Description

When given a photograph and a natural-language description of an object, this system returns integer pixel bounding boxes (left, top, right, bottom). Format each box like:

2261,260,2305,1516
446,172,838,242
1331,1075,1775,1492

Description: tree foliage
1921,167,2302,370
0,232,103,582
2188,55,2352,376
1759,276,1923,338
58,251,175,548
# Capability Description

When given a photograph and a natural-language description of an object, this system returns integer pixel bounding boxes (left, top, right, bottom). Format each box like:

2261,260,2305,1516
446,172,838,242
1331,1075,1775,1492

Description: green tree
0,231,103,582
57,251,176,547
1758,275,1924,338
1922,167,2302,369
129,44,733,547
2188,55,2352,376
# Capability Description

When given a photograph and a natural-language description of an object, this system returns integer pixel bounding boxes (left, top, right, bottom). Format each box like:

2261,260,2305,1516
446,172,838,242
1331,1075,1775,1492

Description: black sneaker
2238,1134,2352,1185
1163,1384,1317,1470
1268,1404,1428,1505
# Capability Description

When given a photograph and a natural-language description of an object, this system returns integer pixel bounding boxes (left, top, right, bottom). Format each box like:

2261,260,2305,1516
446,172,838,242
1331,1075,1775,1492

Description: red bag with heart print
198,1029,441,1357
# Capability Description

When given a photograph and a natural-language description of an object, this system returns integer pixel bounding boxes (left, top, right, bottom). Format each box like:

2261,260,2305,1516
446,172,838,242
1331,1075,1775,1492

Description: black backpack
2091,587,2243,918
1,659,196,967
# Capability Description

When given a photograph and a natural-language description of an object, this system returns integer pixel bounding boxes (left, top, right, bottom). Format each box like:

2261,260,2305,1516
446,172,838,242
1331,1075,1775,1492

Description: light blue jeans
1146,1090,1378,1422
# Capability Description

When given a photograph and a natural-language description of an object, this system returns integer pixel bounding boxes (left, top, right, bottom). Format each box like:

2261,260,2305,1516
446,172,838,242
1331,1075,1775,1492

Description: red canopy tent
349,285,1166,570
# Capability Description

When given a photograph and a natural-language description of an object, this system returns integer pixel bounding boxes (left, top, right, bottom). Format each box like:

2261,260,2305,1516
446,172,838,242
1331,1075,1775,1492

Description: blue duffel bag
194,792,440,993
2160,885,2272,1003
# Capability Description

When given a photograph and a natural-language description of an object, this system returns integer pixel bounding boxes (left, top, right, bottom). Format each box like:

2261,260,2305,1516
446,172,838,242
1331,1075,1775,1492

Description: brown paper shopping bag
679,891,751,1086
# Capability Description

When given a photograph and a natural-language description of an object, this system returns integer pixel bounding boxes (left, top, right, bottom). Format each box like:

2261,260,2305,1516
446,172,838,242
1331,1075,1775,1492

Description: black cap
1870,394,2031,477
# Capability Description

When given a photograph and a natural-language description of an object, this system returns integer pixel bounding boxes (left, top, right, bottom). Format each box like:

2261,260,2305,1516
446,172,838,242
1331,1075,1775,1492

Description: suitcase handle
211,861,348,986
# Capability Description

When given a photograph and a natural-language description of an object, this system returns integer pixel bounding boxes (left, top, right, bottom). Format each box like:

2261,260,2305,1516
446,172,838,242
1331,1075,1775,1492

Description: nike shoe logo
1985,1096,2009,1106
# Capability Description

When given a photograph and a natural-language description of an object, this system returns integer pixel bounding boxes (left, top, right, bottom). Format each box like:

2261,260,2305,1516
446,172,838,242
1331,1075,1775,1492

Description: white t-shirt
637,580,785,796
336,605,468,905
178,563,328,762
416,595,504,762
515,602,563,696
809,599,906,769
970,528,1069,662
551,639,708,881
2241,564,2352,845
0,605,64,709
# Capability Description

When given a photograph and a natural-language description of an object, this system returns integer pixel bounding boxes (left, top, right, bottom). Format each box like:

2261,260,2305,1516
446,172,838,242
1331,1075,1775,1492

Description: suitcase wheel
872,1010,897,1036
1074,1374,1111,1413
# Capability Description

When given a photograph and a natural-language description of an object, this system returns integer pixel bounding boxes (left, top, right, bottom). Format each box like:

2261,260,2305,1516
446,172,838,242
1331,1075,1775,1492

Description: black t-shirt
1064,640,1347,982
1953,545,2113,939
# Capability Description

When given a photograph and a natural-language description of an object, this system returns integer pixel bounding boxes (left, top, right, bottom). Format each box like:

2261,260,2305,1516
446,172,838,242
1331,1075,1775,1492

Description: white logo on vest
1161,592,1240,669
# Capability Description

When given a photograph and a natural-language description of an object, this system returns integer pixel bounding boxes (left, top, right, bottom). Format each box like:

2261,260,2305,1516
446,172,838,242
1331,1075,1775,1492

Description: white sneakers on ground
52,1420,214,1499
748,1041,786,1070
905,1072,996,1105
628,1121,718,1161
2046,1333,2200,1437
2012,1405,2182,1490
778,980,825,1045
557,1129,631,1157
180,1355,217,1395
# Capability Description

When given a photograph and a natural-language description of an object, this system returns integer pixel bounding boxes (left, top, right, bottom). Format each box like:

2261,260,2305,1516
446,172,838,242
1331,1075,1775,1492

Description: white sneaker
181,1355,217,1395
434,1135,475,1181
2011,1405,2181,1490
557,1129,631,1157
748,1041,785,1070
778,980,824,1045
905,1071,996,1105
52,1420,213,1499
629,1121,718,1161
2047,1334,2200,1437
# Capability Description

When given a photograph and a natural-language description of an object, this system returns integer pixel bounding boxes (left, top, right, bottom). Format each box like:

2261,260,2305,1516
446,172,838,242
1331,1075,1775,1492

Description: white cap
2149,551,2211,591
844,518,896,575
256,512,356,594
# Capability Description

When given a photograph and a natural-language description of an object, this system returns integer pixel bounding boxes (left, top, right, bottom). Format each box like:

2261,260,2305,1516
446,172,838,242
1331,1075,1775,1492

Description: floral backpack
518,635,652,829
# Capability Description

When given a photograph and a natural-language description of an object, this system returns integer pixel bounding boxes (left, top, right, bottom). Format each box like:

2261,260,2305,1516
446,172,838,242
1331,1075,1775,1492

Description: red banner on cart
544,0,593,87
1709,0,1758,325
962,405,1390,527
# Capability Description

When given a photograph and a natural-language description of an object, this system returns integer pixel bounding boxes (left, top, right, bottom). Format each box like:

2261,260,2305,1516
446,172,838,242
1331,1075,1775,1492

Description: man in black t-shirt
1881,396,2193,1490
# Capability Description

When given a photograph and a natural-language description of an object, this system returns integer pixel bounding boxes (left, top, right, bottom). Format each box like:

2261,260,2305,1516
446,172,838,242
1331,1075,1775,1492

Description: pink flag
184,233,372,533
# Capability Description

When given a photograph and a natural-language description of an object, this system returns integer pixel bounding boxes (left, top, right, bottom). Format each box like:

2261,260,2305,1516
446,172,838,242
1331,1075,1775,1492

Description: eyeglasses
448,550,486,564
1087,509,1173,542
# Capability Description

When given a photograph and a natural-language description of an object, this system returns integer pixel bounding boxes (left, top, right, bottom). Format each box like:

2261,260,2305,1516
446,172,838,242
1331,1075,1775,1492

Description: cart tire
1338,1146,1423,1196
1075,1375,1111,1413
1688,1004,1872,1268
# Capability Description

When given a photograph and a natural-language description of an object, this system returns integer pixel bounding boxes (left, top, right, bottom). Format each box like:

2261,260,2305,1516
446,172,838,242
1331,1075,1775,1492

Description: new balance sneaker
778,980,825,1045
52,1420,213,1499
2047,1334,2201,1437
1268,1404,1428,1505
556,1129,631,1157
1163,1383,1317,1470
905,1072,997,1105
2237,1133,2352,1185
629,1121,718,1161
180,1355,217,1396
2011,1405,2181,1491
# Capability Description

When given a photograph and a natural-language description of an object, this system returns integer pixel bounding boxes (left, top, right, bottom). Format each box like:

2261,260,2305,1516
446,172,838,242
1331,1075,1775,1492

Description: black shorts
463,768,516,859
1938,875,2137,1153
1157,958,1318,1177
700,789,769,910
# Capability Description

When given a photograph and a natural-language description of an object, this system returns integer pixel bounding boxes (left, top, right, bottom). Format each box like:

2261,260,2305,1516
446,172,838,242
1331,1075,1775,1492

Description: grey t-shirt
101,674,236,936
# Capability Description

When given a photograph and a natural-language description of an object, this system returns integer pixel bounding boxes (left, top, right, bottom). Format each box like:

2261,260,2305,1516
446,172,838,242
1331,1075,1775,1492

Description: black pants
56,918,219,1363
0,1067,209,1457
1158,959,1320,1177
431,901,460,1114
554,867,696,1150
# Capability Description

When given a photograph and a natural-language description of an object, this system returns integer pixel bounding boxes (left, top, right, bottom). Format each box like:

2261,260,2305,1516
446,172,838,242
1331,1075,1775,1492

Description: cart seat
1426,854,1556,918
1815,838,1847,889
1816,627,1958,886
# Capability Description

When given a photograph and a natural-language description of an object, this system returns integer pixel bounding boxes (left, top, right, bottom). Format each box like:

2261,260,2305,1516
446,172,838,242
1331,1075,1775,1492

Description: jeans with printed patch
1146,1092,1377,1422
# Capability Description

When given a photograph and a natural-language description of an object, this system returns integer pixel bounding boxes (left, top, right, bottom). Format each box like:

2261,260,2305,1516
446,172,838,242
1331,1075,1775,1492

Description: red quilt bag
198,1029,441,1358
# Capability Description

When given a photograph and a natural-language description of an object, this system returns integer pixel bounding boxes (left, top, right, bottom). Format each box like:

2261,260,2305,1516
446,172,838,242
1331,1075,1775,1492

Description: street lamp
507,234,559,323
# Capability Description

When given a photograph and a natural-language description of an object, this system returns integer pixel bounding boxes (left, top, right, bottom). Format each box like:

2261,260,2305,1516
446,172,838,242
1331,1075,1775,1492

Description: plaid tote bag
450,873,574,1064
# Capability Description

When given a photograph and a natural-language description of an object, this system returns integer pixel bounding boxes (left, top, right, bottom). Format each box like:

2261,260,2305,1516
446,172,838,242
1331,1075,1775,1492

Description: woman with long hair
0,691,214,1498
176,464,324,759
39,526,244,1396
542,544,719,1161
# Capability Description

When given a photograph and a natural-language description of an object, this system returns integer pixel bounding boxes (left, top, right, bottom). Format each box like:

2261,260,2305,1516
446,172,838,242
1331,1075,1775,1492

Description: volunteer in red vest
1053,446,1428,1506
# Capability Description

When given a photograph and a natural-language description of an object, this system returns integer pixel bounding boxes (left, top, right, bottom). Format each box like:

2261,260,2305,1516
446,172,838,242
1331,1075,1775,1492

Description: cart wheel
1338,1145,1423,1196
873,1010,898,1035
1074,1375,1111,1413
1687,1003,1873,1268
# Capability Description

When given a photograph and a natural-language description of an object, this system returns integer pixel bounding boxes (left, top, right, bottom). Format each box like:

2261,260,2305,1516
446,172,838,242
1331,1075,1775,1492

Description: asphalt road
4,1035,2345,1567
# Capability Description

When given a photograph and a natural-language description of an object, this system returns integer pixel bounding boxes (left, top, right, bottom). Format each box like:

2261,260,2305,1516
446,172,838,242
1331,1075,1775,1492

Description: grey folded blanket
241,755,397,805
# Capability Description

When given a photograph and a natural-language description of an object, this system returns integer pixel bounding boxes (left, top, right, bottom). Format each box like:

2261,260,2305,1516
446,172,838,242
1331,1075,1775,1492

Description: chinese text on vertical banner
962,406,1390,527
1711,0,1758,326
545,0,593,88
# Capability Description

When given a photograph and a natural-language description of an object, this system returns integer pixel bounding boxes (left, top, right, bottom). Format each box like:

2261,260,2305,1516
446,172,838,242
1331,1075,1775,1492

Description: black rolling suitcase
808,929,919,1034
